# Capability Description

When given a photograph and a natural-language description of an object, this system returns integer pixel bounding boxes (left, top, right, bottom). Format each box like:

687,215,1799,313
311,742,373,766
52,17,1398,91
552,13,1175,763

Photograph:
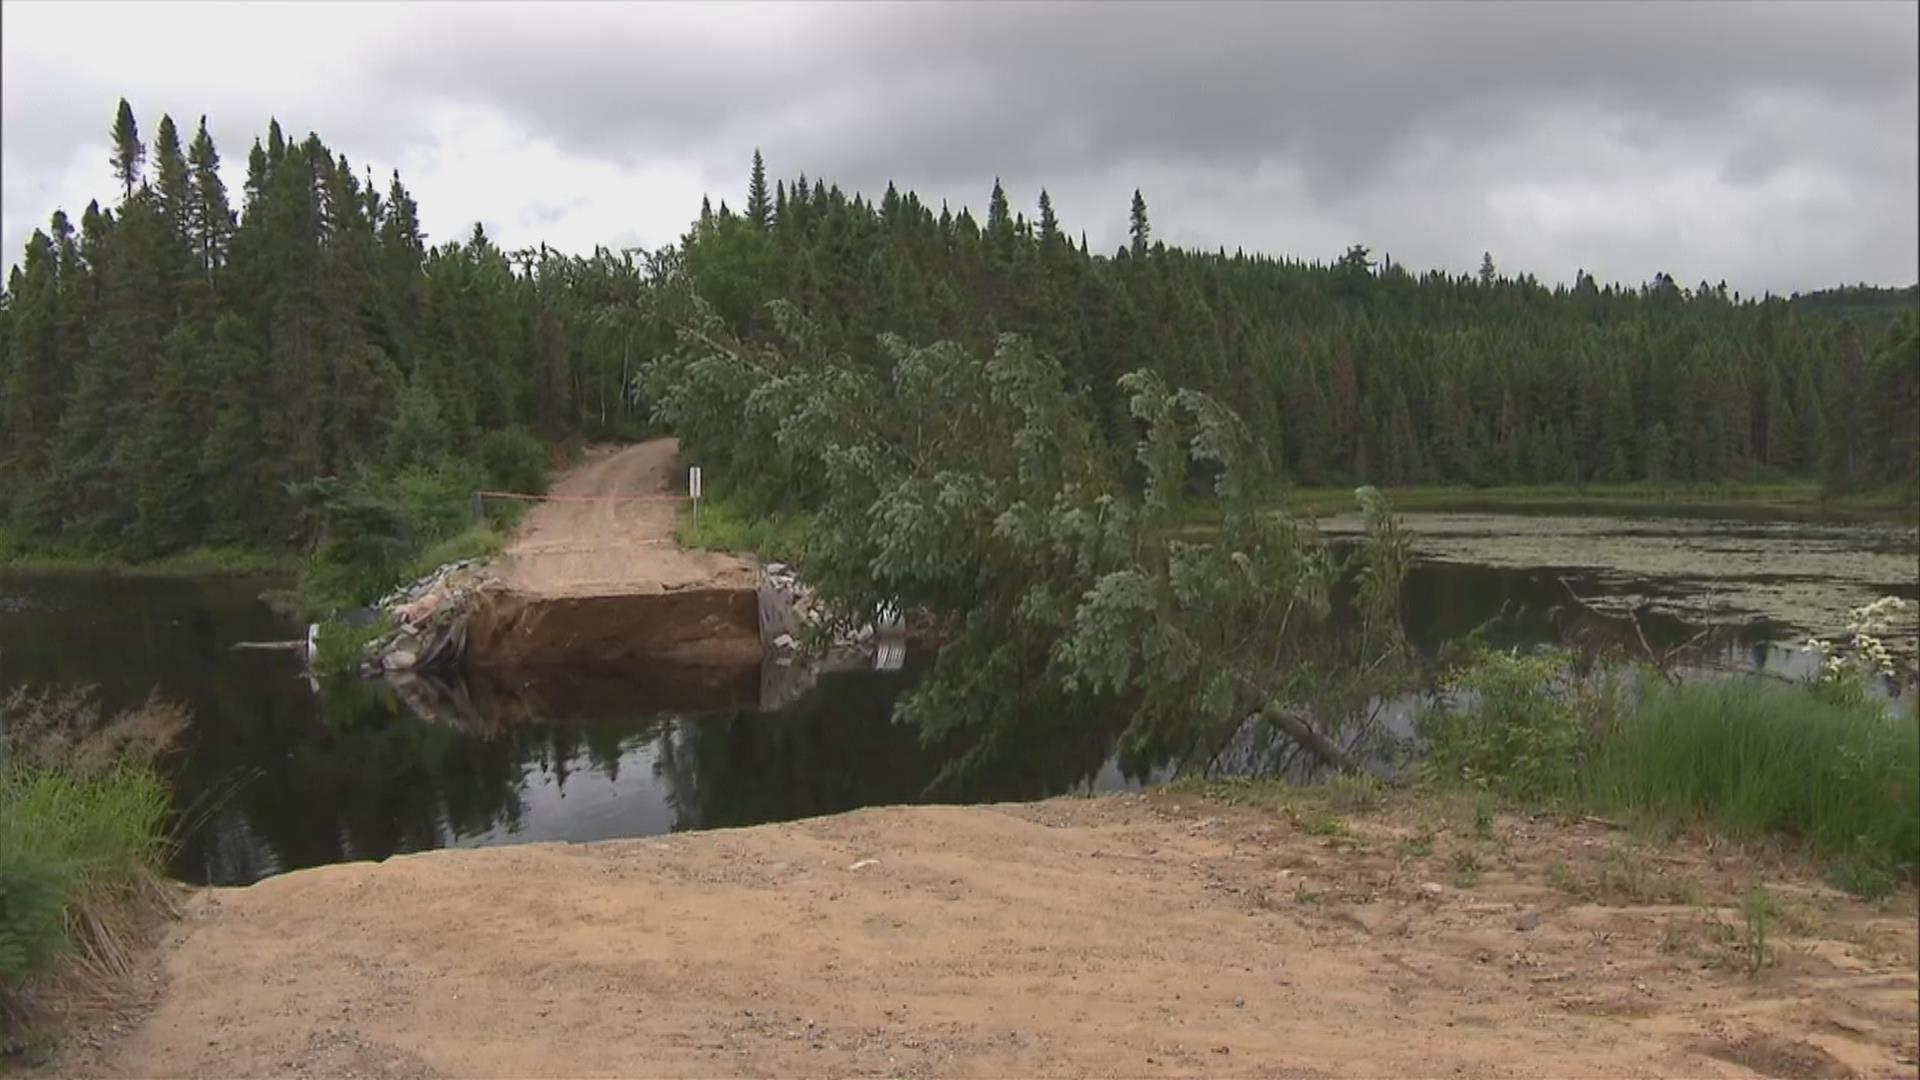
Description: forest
2,103,1916,573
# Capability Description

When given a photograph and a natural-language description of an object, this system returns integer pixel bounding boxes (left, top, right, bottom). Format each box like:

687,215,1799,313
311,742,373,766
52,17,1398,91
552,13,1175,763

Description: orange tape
473,491,691,504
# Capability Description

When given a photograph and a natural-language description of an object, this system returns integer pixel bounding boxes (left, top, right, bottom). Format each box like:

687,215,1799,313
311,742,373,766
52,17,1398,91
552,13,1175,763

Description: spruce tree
746,148,771,231
1478,251,1496,287
153,114,190,239
109,99,145,199
1128,189,1150,256
186,117,234,284
1037,189,1059,245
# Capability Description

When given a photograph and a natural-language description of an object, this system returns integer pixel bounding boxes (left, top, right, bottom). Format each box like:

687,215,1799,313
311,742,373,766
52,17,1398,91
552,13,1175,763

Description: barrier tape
473,490,691,504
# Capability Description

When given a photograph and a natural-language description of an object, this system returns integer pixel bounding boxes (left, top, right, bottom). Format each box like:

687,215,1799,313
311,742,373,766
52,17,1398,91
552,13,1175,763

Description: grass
1576,678,1918,877
1424,652,1920,892
676,494,813,564
406,524,508,579
0,689,184,1045
0,529,296,579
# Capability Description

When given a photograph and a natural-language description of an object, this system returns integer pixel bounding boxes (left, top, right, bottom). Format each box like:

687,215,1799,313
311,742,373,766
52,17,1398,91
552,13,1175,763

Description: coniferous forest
2,104,1916,569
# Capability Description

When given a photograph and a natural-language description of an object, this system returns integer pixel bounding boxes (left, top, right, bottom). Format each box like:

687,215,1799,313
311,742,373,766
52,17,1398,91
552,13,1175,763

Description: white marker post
688,465,703,523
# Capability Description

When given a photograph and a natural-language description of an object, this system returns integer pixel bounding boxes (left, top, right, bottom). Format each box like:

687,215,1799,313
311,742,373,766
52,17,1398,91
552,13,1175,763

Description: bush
476,426,551,496
1417,648,1618,800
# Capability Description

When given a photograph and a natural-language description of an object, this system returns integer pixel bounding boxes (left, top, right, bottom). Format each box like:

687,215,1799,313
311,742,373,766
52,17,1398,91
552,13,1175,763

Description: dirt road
71,792,1918,1078
495,439,755,598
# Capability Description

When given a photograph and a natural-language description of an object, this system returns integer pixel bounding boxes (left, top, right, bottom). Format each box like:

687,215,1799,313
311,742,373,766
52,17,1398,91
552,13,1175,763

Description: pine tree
1128,189,1150,256
1478,251,1496,287
746,148,771,231
1037,189,1059,245
109,99,145,199
152,115,191,233
185,117,234,285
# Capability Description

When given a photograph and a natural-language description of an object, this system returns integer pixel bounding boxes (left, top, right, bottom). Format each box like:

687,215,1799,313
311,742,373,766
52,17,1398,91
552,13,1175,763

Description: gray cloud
4,0,1914,293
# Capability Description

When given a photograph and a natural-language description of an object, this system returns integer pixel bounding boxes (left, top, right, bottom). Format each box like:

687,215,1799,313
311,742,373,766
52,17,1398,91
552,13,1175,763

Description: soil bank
56,790,1919,1078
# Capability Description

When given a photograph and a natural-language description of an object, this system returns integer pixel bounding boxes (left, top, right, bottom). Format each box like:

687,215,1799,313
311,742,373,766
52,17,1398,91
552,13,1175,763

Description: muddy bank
463,586,764,669
62,791,1919,1078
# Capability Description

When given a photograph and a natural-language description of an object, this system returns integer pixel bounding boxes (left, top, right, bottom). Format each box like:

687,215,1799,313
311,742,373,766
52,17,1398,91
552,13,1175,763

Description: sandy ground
494,439,756,598
56,790,1919,1079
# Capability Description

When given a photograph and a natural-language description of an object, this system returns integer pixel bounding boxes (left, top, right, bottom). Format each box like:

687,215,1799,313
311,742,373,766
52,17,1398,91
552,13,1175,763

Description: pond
2,512,1913,886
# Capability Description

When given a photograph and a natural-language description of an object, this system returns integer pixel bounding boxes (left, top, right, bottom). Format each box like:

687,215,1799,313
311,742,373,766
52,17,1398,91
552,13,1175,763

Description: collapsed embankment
362,439,877,724
464,586,763,669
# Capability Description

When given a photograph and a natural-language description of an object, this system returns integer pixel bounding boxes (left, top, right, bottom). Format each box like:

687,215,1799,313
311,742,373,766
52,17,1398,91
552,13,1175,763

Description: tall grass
0,689,184,1037
1580,678,1918,874
1421,653,1919,890
676,495,812,565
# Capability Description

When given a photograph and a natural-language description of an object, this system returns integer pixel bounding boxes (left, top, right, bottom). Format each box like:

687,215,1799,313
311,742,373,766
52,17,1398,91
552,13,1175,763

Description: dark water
0,573,1144,886
0,549,1871,886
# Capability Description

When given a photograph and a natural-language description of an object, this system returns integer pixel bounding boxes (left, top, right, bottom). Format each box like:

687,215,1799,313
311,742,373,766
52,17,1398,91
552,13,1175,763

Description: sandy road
494,439,755,597
66,793,1918,1078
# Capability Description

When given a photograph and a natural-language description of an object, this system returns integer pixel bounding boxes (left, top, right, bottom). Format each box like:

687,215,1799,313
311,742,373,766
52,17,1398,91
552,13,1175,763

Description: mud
463,587,763,671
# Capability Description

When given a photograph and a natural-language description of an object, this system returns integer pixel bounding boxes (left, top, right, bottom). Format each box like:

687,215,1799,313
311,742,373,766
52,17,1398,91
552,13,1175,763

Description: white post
689,465,703,523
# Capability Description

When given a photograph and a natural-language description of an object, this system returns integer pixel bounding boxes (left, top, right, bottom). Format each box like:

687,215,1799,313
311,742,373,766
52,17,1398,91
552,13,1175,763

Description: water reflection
4,526,1908,888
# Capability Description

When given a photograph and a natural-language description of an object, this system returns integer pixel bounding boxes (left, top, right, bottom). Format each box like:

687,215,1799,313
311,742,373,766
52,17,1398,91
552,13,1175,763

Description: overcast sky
4,1,1915,294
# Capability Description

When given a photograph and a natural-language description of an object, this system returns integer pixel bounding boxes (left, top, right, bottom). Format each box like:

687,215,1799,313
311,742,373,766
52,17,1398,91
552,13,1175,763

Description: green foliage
7,109,1916,565
1418,647,1610,799
675,494,811,564
1582,677,1918,878
1423,650,1920,886
475,426,551,495
0,848,66,985
646,290,1412,784
0,691,178,1013
311,614,393,681
409,526,507,578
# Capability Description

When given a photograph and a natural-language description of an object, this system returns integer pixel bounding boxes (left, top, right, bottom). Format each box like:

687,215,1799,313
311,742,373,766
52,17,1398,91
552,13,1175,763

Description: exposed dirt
58,790,1919,1078
494,439,756,599
465,440,763,670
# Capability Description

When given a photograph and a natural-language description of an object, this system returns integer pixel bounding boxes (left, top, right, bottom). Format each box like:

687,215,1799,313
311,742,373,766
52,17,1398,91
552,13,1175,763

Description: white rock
1418,882,1445,898
382,650,418,672
772,633,796,650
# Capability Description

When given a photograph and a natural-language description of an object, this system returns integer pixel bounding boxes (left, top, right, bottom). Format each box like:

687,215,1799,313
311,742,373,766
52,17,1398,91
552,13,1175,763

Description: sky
3,0,1915,295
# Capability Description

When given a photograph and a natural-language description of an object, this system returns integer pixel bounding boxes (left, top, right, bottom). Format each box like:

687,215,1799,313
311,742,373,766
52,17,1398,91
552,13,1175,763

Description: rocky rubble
760,562,905,672
357,558,501,676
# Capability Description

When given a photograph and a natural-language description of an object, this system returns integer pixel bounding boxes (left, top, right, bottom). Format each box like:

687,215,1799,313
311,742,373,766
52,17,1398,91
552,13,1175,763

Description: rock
772,633,796,650
382,649,418,672
1418,881,1445,898
847,858,880,871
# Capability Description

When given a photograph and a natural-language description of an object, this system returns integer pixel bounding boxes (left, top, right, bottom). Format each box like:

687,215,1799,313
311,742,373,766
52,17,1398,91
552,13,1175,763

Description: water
0,573,1142,886
3,513,1912,886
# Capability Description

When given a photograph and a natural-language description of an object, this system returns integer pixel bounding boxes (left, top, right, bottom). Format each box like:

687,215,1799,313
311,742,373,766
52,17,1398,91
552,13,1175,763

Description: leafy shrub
476,426,551,496
1418,647,1615,800
310,615,393,681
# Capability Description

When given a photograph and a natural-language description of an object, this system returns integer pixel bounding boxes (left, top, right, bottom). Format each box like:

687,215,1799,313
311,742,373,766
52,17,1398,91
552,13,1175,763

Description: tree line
682,154,1917,501
2,111,1915,567
1,101,658,565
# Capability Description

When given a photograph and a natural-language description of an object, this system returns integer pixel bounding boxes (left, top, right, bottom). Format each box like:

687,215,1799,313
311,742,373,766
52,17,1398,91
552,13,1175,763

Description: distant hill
1789,284,1920,327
